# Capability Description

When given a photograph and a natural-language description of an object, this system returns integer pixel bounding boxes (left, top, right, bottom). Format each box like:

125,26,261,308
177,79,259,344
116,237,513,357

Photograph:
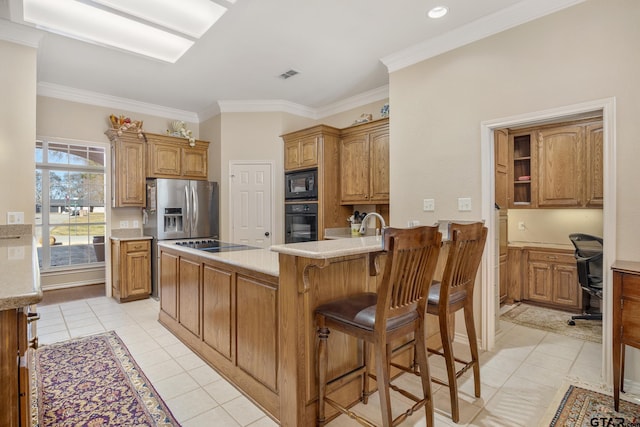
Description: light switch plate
423,198,435,211
7,212,24,224
458,198,472,211
120,220,128,228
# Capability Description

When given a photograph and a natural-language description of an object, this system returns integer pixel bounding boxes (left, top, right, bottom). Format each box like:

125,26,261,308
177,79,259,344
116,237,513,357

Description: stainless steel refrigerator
143,178,219,297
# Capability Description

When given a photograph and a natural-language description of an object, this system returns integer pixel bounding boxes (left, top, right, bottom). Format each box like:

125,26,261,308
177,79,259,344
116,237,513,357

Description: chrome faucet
359,212,387,235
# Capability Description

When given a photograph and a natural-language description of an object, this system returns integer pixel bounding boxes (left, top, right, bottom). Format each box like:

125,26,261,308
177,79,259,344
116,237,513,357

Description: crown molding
37,82,199,123
0,18,42,48
36,81,389,124
381,0,587,73
315,85,388,119
217,99,316,118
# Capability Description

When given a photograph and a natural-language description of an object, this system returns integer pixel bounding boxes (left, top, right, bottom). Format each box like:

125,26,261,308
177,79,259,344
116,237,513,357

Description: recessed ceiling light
22,0,229,62
427,6,448,19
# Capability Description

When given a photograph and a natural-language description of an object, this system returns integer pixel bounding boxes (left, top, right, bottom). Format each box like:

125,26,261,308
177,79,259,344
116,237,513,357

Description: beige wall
390,0,639,258
0,41,36,225
508,209,603,245
390,0,639,377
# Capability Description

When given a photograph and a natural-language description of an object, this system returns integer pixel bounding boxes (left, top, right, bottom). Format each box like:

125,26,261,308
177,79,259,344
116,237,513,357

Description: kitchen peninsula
0,225,42,427
158,236,443,426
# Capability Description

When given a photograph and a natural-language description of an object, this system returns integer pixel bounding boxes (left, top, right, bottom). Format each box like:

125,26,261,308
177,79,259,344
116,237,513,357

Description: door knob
265,232,270,237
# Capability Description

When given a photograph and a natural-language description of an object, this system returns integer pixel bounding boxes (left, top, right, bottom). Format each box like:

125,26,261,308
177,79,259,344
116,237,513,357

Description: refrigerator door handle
184,184,190,234
191,185,198,232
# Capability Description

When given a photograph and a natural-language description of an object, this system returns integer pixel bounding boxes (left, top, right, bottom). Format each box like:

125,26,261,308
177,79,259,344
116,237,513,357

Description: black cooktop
175,239,256,252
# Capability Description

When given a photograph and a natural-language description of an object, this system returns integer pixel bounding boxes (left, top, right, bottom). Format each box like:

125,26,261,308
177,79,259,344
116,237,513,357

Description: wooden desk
612,260,640,411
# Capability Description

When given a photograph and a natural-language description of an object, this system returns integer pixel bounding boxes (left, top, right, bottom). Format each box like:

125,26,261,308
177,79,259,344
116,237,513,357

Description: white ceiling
1,0,584,120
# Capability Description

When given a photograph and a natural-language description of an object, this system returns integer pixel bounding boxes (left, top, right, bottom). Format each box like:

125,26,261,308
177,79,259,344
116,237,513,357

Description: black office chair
567,233,603,326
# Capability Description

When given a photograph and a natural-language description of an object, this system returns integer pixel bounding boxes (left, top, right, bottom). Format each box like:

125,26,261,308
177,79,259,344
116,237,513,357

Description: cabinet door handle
29,337,38,349
27,312,40,323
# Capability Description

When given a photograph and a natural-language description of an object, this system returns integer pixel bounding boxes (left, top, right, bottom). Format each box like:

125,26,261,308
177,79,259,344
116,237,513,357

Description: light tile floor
37,297,604,426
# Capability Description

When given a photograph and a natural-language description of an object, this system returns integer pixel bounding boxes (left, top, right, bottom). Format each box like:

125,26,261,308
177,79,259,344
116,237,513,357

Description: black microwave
285,168,318,200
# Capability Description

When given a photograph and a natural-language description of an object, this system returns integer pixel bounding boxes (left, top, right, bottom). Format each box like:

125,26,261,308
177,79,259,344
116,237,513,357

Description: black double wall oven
285,168,318,243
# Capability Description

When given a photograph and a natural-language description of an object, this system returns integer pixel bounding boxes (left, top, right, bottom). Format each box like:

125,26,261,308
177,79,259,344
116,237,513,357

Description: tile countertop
0,226,42,310
158,241,279,277
271,235,383,260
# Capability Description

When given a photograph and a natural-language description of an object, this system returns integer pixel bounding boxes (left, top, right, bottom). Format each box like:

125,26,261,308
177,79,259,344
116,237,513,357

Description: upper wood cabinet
586,123,604,207
507,119,603,209
495,129,509,209
284,135,318,171
537,125,585,207
339,119,389,204
105,129,146,208
146,133,209,180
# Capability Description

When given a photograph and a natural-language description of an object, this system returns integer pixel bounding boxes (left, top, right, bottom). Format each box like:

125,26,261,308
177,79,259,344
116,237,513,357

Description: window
35,140,107,271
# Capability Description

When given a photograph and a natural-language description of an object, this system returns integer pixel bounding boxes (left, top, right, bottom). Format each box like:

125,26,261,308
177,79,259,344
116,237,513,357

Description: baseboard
42,281,105,291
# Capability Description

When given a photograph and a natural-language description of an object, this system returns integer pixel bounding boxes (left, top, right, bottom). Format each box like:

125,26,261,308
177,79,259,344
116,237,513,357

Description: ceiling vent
279,69,300,79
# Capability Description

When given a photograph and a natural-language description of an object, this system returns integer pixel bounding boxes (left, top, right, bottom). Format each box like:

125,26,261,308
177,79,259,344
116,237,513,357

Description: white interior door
229,162,273,247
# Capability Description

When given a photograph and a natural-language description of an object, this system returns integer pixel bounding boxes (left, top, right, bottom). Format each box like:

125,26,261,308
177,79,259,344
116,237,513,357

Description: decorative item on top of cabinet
145,132,209,180
111,238,151,303
339,118,389,204
105,129,146,208
524,248,581,311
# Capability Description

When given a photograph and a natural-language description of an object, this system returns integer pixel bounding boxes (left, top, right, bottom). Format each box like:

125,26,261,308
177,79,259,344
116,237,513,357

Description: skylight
23,0,228,63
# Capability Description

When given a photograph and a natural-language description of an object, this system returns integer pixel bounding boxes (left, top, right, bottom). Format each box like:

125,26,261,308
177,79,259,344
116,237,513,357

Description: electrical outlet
408,220,420,227
8,247,24,260
423,198,435,212
119,220,128,228
518,221,526,231
7,212,24,224
133,220,139,228
457,198,472,212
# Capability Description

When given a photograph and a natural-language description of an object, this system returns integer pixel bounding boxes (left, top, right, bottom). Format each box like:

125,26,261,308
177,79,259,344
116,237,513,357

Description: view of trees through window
35,140,107,270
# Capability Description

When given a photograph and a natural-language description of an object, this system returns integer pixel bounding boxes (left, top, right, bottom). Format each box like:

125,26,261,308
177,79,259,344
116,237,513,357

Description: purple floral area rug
30,331,179,427
548,385,640,427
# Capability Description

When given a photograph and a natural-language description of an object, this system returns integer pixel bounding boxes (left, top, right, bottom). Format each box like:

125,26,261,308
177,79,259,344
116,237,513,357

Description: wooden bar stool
315,226,442,427
426,222,487,423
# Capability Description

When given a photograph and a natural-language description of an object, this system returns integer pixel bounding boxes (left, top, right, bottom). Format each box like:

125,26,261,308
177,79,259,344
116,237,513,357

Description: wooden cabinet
158,247,280,417
281,125,352,239
537,125,585,207
284,135,318,171
178,257,201,337
146,133,209,180
339,119,389,204
612,261,640,411
105,130,146,207
160,251,179,320
495,129,509,209
524,248,581,310
507,119,603,209
111,238,151,303
1,307,36,427
203,264,233,360
507,247,523,303
586,123,604,207
498,212,508,304
508,132,535,208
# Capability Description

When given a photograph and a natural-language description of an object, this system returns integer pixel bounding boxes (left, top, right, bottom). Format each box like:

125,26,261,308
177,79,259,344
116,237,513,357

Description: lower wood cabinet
524,249,581,310
0,307,36,427
111,238,151,303
158,247,280,418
